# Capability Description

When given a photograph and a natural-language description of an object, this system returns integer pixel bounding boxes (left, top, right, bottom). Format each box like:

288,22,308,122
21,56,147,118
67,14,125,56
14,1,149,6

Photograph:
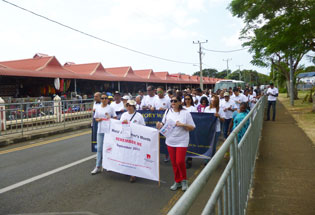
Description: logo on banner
106,147,112,153
144,154,153,163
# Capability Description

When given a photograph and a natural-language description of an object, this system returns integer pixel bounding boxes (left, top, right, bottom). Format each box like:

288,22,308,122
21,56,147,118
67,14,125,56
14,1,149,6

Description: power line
202,47,248,53
1,0,196,65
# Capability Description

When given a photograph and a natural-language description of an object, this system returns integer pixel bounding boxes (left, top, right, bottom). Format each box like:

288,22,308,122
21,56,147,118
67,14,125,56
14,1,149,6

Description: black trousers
267,101,276,120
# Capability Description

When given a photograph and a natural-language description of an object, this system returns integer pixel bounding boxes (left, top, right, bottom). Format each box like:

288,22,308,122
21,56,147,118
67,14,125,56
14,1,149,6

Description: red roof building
0,56,77,79
64,62,117,81
106,67,144,82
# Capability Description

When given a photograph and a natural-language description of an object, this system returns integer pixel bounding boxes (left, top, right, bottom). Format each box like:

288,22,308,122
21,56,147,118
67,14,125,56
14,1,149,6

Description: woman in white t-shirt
156,96,195,191
204,95,225,160
183,94,197,113
183,94,197,169
91,93,117,175
120,99,146,183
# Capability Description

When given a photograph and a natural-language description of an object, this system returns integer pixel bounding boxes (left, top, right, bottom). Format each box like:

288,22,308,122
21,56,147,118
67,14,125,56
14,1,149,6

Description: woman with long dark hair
183,94,197,112
205,95,225,160
91,93,117,175
156,95,195,191
197,97,209,113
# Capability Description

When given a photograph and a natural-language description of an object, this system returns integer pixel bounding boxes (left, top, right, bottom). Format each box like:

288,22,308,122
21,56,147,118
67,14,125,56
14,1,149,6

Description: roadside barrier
168,96,266,215
0,98,93,136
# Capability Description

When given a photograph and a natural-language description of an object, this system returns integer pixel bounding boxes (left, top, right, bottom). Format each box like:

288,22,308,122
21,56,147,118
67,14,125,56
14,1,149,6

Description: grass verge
278,91,315,145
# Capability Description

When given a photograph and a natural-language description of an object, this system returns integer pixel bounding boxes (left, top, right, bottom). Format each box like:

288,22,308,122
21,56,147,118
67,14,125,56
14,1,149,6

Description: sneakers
181,180,188,191
170,182,182,191
91,167,101,175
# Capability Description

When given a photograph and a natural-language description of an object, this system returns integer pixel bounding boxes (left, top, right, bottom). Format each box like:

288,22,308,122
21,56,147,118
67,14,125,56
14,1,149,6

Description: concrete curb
0,123,91,147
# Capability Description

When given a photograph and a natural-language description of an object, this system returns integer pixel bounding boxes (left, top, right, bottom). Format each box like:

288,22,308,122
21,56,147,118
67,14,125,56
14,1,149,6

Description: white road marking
0,154,96,194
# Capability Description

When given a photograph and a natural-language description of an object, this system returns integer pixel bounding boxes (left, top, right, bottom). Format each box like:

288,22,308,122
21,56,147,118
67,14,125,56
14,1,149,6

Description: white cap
122,95,130,100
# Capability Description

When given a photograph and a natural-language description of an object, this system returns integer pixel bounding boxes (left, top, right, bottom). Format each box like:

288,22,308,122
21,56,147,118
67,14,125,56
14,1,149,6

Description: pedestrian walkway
247,101,315,214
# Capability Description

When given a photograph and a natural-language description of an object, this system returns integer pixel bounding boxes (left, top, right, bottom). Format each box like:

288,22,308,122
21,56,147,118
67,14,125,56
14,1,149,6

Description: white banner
102,119,160,181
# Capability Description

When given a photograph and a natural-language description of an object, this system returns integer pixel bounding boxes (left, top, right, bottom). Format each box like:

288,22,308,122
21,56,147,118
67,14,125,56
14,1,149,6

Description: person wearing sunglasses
156,96,195,191
120,100,146,183
183,94,197,168
152,86,170,111
183,94,197,113
91,93,117,175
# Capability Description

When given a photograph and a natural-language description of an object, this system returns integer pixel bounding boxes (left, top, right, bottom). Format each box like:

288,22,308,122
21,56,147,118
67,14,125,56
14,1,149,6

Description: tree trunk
294,85,298,100
286,80,290,98
312,92,315,112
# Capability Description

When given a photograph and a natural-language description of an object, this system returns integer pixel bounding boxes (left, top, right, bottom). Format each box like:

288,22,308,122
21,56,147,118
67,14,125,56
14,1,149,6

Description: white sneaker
91,167,101,175
181,180,188,191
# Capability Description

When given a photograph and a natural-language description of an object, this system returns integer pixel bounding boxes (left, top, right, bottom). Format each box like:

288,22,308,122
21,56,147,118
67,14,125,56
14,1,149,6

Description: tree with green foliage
229,0,315,100
227,69,270,86
193,68,218,77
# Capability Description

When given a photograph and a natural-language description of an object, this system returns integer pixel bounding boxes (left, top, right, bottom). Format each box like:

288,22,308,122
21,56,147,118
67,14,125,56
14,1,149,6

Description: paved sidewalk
247,101,315,214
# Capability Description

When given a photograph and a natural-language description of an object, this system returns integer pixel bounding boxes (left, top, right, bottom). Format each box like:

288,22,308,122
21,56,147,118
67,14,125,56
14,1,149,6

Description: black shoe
186,158,192,169
265,119,270,121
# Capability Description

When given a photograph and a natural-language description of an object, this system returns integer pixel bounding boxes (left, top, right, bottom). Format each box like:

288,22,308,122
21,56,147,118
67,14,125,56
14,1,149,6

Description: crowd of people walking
90,83,268,191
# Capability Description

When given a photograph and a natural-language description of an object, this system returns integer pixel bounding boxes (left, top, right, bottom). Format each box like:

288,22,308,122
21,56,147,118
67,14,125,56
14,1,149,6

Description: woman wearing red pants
157,95,195,191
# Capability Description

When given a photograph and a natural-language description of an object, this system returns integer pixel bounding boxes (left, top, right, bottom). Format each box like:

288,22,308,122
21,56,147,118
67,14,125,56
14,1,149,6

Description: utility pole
223,58,232,77
236,64,242,81
193,40,208,90
289,55,294,106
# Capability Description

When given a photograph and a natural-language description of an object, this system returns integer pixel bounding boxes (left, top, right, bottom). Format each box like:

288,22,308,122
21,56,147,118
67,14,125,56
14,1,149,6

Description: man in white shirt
141,86,158,110
221,92,237,139
110,91,125,112
135,95,142,110
152,87,170,110
231,88,248,110
266,83,279,121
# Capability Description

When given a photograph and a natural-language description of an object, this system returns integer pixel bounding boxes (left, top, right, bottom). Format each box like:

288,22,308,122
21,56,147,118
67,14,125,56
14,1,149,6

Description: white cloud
221,31,243,48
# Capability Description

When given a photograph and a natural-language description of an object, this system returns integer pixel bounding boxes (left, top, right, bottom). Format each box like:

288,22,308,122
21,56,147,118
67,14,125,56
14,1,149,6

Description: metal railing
168,96,266,215
0,99,94,136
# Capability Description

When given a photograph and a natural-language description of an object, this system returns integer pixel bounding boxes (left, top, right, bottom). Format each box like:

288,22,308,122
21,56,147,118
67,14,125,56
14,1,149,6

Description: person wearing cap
122,95,130,109
141,86,158,110
108,95,113,104
266,82,278,121
120,99,146,182
221,92,237,139
110,91,124,112
152,86,170,111
91,93,117,175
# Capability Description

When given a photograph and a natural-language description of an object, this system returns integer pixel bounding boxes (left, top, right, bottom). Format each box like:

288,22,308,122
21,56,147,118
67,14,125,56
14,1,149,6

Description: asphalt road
0,129,211,215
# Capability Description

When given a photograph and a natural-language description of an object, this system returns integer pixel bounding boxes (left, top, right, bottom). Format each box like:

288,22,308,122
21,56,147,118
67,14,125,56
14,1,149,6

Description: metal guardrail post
63,101,66,130
20,104,24,136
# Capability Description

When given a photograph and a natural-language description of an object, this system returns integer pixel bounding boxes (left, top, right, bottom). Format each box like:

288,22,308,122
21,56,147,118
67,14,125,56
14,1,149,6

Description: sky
0,0,310,76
